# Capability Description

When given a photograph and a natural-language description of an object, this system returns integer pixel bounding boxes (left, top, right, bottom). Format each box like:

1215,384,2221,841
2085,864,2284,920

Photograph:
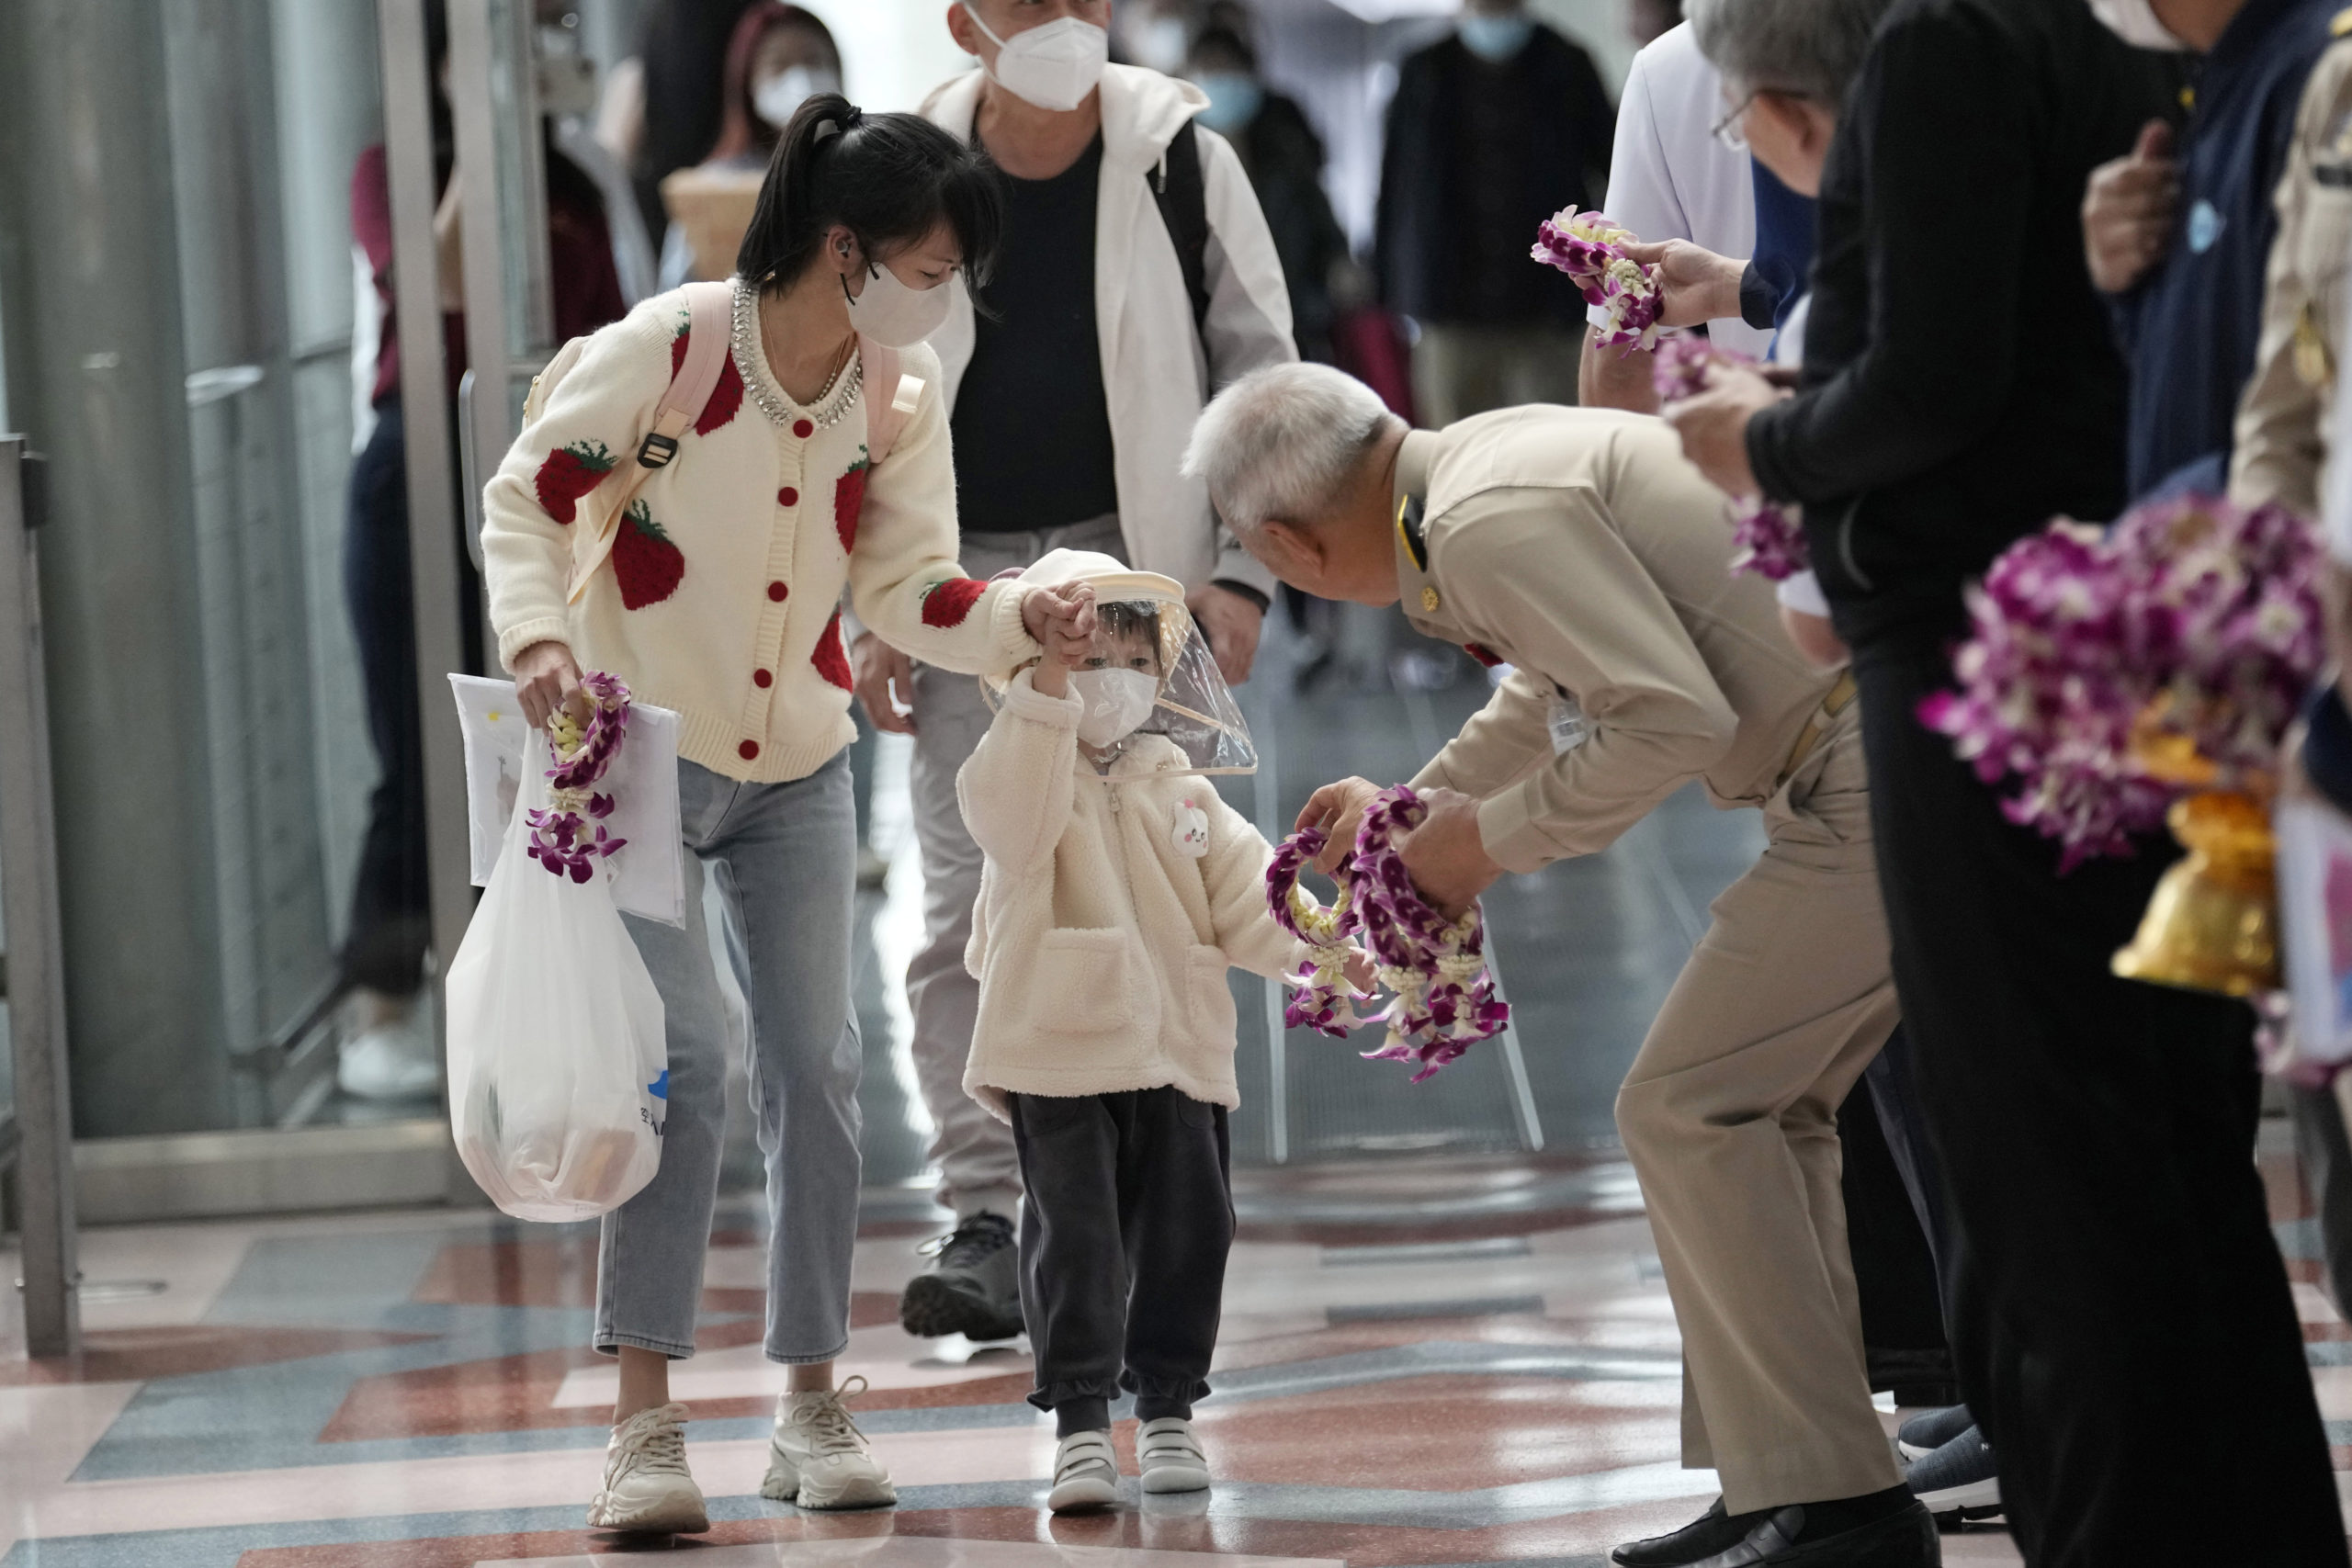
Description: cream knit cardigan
481,282,1038,783
957,669,1310,1120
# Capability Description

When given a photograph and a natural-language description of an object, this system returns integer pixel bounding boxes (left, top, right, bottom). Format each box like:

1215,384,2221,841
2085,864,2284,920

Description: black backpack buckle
638,432,680,468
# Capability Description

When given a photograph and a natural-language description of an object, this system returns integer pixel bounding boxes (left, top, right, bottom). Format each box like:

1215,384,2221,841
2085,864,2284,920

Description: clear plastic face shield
991,594,1258,779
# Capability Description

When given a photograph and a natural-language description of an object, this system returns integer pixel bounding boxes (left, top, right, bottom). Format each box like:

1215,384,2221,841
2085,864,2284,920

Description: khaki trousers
1410,321,1583,425
1614,703,1905,1512
905,515,1126,1221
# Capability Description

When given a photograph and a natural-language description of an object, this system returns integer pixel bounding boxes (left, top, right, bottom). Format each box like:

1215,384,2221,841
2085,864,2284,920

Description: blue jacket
2115,0,2339,498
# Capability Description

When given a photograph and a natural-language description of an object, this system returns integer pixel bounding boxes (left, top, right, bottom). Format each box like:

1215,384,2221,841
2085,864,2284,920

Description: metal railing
0,435,81,1357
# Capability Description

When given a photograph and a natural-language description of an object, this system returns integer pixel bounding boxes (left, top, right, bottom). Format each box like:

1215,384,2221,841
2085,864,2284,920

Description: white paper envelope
449,674,685,926
2278,796,2352,1065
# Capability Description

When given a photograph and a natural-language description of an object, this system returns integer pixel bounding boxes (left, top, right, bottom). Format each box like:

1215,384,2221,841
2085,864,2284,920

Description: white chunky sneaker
762,1377,897,1510
1137,1416,1211,1494
587,1402,709,1534
1048,1429,1120,1513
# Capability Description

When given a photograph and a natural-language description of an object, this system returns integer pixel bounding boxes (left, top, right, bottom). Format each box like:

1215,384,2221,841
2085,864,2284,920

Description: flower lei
1918,495,2323,870
1651,335,1809,581
526,671,631,883
1531,207,1663,352
1267,825,1374,1036
1264,786,1510,1082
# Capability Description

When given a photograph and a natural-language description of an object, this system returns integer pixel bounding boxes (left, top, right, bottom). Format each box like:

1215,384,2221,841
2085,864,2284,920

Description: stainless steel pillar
378,0,481,1050
0,0,235,1138
0,439,83,1358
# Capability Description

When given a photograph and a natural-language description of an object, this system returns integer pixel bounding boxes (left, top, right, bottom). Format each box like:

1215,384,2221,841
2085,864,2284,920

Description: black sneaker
898,1213,1023,1341
1905,1425,2001,1525
1896,1404,1974,1461
1613,1496,1939,1566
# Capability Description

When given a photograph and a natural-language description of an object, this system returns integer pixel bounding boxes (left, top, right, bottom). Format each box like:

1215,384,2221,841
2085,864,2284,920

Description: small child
956,549,1360,1512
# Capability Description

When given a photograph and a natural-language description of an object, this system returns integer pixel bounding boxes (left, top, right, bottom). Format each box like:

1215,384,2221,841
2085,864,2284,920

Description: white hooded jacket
920,63,1296,599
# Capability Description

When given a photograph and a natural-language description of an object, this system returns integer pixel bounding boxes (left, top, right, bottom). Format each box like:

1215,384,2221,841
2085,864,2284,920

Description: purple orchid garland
1650,335,1810,581
526,670,632,884
1531,207,1665,353
1917,494,2324,871
1266,825,1374,1037
1264,787,1511,1082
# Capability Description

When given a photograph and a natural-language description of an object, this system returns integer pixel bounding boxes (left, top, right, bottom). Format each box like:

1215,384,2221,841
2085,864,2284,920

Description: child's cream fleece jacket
956,669,1310,1120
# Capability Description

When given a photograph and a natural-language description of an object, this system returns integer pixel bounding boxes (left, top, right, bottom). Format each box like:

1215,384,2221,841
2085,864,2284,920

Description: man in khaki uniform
2232,14,2352,1329
2233,14,2352,515
1182,363,1935,1568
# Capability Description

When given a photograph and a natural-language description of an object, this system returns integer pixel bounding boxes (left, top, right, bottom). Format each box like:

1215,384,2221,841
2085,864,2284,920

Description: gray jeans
906,514,1125,1220
596,751,860,1363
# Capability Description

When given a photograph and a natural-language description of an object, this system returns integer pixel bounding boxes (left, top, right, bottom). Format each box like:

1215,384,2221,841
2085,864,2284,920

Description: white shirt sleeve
1776,570,1831,618
1588,50,1685,334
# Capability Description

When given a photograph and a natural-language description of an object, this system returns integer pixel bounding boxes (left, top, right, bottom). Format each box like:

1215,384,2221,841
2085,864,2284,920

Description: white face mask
2087,0,2189,51
1069,668,1159,748
752,63,838,130
962,7,1110,113
843,256,954,348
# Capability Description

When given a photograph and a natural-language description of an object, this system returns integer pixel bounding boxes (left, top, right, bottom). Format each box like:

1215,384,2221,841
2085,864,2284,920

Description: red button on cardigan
778,486,798,507
739,739,760,761
752,668,773,688
792,418,814,439
767,581,787,602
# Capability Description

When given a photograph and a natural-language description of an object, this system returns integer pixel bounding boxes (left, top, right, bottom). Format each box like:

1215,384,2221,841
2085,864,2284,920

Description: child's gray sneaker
1048,1430,1120,1512
1137,1416,1210,1494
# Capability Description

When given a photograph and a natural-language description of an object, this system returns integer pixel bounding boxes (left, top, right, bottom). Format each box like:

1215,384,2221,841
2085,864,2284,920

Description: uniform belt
1781,670,1860,784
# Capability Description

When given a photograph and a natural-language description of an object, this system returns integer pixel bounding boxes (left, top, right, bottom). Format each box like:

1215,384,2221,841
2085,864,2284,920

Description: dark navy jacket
2115,0,2339,499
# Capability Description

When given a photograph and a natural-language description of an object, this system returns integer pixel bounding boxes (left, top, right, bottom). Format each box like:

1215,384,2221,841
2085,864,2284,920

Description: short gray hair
1686,0,1893,105
1182,363,1396,537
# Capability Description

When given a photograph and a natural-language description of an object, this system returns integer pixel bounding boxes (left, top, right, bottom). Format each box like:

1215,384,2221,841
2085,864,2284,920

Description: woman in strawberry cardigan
480,96,1093,1533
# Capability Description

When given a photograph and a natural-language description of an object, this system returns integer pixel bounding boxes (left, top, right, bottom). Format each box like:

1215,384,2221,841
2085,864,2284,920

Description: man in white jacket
859,0,1296,1344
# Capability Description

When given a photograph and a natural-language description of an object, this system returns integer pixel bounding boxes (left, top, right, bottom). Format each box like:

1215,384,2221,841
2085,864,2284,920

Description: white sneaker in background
1137,1416,1210,1494
336,1000,440,1101
762,1376,897,1509
587,1402,709,1534
1047,1429,1120,1513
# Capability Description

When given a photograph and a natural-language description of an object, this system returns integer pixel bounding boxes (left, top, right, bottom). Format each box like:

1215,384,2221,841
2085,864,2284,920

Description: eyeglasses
1711,91,1757,151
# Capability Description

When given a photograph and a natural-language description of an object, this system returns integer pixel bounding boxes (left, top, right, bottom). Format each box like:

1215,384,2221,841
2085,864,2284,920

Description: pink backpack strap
567,279,738,604
859,335,925,464
640,280,735,468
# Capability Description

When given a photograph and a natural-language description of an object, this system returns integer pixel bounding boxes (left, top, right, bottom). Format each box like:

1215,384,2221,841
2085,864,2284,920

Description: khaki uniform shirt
2233,24,2352,516
1397,407,1838,874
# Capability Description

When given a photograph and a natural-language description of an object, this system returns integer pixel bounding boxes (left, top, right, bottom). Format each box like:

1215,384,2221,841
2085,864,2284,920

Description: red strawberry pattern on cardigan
669,323,745,434
919,577,988,629
834,448,869,554
811,606,854,690
612,501,685,609
534,440,616,525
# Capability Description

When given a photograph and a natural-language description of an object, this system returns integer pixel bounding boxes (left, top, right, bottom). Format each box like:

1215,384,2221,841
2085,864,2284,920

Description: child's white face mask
1069,669,1158,747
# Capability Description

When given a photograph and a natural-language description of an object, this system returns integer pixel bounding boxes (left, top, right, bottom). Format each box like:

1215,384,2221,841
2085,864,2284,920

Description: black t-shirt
1457,56,1537,321
952,136,1121,532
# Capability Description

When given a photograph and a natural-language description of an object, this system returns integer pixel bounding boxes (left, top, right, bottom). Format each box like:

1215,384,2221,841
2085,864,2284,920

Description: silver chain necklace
731,277,864,432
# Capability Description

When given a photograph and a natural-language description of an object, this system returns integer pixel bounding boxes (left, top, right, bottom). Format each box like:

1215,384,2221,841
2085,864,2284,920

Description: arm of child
1198,790,1316,981
955,666,1083,878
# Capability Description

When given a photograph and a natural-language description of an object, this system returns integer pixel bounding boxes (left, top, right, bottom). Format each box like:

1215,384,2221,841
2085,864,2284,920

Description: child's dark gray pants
1006,1087,1235,1437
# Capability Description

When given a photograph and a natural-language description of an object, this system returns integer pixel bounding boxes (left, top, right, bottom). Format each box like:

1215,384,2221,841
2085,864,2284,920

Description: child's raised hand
1343,945,1378,993
1024,582,1098,668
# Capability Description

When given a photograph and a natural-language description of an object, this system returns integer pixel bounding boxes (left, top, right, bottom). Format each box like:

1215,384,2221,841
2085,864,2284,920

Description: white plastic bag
445,727,668,1222
449,674,686,925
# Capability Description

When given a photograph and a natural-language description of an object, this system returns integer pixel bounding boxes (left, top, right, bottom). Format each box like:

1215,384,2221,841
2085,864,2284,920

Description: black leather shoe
1615,1499,1939,1567
1611,1500,1748,1566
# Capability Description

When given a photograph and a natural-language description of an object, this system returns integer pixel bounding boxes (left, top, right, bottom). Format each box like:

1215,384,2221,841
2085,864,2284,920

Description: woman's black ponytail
736,95,1004,291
